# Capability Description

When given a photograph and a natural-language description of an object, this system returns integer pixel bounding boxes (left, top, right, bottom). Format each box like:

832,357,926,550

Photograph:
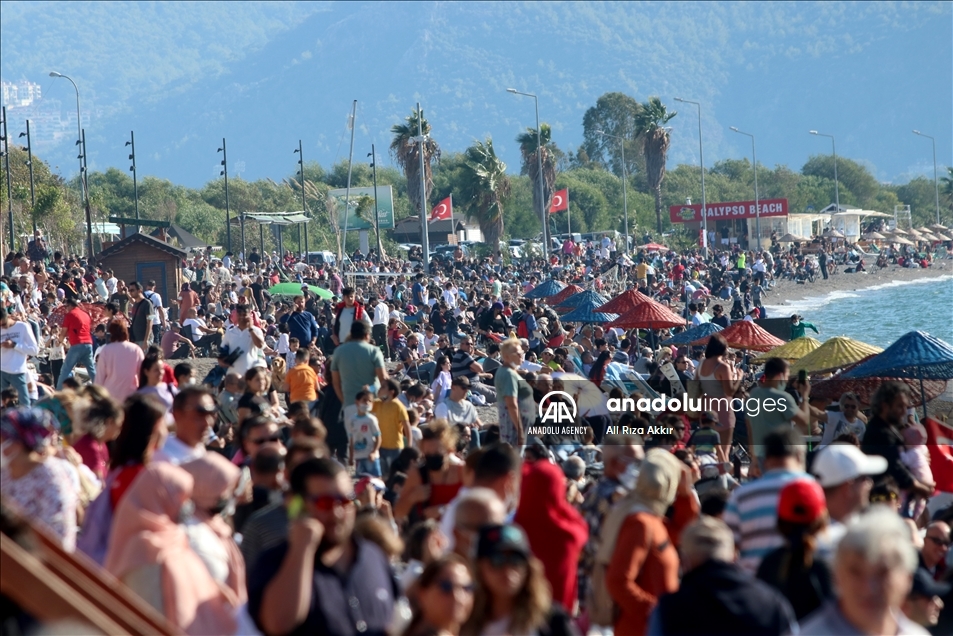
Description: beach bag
76,470,118,566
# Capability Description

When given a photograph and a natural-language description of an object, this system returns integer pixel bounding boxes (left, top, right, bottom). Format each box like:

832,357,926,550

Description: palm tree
390,107,441,218
635,96,676,234
458,138,511,256
516,124,557,236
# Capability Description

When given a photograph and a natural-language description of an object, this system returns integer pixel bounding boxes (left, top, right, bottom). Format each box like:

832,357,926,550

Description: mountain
1,1,949,188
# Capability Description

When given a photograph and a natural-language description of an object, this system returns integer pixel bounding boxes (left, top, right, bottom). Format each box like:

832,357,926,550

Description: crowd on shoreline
1,226,952,635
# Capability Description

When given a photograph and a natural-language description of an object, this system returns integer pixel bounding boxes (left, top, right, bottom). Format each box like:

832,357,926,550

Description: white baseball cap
812,444,887,488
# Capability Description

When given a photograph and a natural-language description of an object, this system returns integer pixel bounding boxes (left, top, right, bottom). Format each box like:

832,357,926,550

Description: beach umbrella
811,366,947,408
268,282,334,299
824,229,845,238
557,290,610,311
840,331,953,417
690,320,785,352
930,223,949,231
545,284,583,306
47,302,117,328
638,242,669,252
777,233,808,243
524,279,566,299
559,299,618,324
891,236,915,246
753,336,822,364
607,302,686,330
789,336,884,375
595,288,653,314
661,322,723,346
863,231,886,240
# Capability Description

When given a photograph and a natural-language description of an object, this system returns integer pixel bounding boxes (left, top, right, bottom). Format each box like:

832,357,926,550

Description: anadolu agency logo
528,391,587,437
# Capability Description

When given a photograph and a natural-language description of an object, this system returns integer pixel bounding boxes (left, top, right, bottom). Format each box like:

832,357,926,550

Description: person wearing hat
632,347,654,375
812,443,887,536
789,314,819,340
462,524,575,636
756,478,835,620
800,508,930,636
903,568,950,629
539,347,558,371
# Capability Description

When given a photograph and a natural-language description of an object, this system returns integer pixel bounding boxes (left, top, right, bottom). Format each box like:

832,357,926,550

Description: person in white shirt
105,271,118,296
221,305,267,376
143,280,166,342
153,386,217,465
0,307,40,406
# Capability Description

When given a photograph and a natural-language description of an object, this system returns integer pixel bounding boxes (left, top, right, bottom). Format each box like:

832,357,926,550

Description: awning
231,211,309,226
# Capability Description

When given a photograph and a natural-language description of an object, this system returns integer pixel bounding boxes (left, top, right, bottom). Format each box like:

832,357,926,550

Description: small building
150,223,210,252
391,216,483,245
95,233,186,318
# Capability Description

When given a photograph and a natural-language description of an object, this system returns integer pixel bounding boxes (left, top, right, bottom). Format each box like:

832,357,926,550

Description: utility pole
341,100,358,261
295,140,309,257
218,138,230,252
369,145,383,258
125,131,139,233
80,129,93,258
19,121,36,233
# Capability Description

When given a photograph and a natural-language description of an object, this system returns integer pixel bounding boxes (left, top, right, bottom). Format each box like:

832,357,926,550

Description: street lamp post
912,130,941,225
19,120,37,233
809,131,839,214
674,97,707,256
295,140,309,257
410,103,431,269
596,130,629,254
368,145,383,258
730,127,760,249
125,131,139,233
49,71,89,253
79,129,93,258
218,139,231,252
507,88,550,255
2,107,13,251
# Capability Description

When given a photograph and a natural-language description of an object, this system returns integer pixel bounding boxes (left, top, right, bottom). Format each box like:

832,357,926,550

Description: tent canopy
232,211,309,226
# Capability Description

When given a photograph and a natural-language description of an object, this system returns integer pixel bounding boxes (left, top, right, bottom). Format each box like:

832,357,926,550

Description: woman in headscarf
70,385,123,482
598,448,699,636
0,407,77,550
514,457,589,615
104,462,238,635
180,453,246,605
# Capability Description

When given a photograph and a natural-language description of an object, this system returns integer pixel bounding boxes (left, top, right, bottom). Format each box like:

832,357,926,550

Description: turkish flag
925,417,953,493
429,197,452,223
550,189,568,213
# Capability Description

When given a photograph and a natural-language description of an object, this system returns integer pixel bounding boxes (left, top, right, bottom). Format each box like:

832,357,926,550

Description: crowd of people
1,227,952,635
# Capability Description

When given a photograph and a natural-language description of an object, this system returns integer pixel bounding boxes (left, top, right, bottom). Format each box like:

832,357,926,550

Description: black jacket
655,560,797,635
861,416,915,489
756,545,834,620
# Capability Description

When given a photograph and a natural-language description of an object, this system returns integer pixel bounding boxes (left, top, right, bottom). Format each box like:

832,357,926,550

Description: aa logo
539,391,578,425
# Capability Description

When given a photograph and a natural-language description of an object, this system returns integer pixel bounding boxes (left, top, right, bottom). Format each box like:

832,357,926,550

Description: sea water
763,274,953,348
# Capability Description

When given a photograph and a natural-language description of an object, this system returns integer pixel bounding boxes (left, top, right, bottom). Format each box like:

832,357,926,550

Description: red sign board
669,198,788,223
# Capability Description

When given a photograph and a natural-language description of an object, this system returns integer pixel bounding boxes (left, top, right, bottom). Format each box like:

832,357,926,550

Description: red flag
429,197,452,223
550,188,568,213
925,417,953,493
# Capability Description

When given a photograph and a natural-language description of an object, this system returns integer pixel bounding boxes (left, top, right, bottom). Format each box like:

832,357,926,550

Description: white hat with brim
812,444,888,488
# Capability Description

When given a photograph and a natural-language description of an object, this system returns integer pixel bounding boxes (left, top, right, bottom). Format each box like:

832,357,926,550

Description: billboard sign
669,198,788,223
329,185,395,231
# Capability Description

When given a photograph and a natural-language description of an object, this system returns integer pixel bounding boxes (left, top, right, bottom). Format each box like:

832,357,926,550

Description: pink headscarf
104,463,237,635
181,453,247,605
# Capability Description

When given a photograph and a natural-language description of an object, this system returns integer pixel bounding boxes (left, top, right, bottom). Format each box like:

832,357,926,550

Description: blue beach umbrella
559,299,619,324
524,279,566,299
840,331,953,418
661,322,724,346
557,289,610,311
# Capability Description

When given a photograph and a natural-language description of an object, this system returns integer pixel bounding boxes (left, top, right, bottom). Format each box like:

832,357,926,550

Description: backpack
76,470,119,566
516,313,530,339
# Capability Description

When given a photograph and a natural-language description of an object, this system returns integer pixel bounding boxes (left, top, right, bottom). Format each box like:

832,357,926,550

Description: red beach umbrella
691,320,785,352
606,301,686,330
595,288,653,314
546,284,583,306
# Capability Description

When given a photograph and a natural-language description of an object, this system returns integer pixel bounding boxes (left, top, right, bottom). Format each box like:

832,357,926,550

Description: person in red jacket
514,456,589,615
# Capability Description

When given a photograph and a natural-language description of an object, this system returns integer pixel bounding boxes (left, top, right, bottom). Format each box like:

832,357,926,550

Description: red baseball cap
777,478,827,525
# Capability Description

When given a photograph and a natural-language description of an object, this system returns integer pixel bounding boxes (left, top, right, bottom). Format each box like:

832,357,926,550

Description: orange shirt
286,364,318,402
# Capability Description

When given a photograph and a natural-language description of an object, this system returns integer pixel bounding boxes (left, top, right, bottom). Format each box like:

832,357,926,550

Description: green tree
517,124,557,238
635,96,676,234
457,138,511,255
943,167,953,218
581,91,642,178
802,155,880,207
390,108,440,220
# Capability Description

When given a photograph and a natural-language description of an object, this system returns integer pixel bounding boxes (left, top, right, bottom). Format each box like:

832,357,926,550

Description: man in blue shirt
281,295,319,348
411,273,427,307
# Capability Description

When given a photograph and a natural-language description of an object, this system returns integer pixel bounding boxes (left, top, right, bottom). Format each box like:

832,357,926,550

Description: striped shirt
723,469,812,573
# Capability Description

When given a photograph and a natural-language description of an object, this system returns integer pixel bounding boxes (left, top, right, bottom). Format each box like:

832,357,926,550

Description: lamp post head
506,88,517,93
125,141,131,147
49,71,62,78
18,132,26,138
217,147,223,153
730,126,739,132
294,148,300,154
912,130,921,135
809,130,818,135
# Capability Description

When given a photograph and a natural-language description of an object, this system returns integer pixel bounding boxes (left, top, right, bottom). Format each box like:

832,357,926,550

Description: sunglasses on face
250,434,282,445
927,535,952,548
436,579,475,595
307,493,356,512
487,552,528,569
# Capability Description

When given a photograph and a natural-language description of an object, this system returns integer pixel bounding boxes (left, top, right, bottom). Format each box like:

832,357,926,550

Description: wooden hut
95,233,186,318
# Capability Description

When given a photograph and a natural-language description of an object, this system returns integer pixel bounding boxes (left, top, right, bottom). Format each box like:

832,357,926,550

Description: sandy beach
762,259,952,309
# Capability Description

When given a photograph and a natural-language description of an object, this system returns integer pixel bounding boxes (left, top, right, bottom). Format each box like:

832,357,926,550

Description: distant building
1,80,41,107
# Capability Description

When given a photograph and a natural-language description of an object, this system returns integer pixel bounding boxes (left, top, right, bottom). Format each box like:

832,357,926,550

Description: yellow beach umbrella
753,337,822,364
790,336,884,375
